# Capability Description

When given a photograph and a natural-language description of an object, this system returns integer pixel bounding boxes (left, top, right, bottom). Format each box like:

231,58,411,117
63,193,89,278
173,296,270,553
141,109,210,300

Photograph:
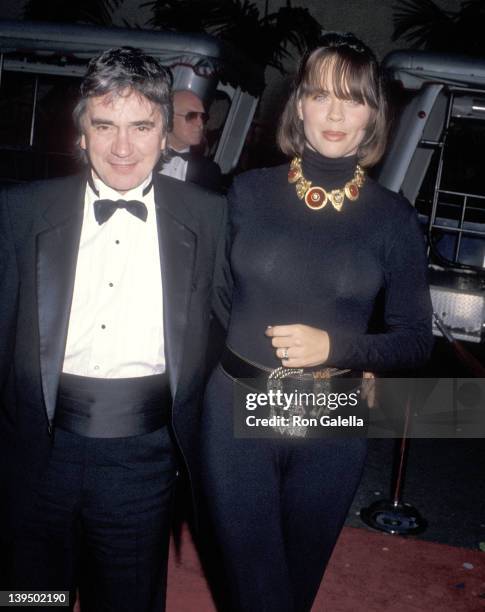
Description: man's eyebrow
89,119,156,126
90,118,115,125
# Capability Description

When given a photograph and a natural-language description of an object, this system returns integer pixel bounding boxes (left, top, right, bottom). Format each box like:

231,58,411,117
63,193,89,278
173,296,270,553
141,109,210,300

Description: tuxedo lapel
36,173,198,418
154,176,197,398
36,176,85,423
185,157,196,184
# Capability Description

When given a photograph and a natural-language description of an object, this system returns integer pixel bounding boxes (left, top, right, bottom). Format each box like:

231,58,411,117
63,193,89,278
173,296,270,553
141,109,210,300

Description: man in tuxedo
160,89,223,191
0,47,227,611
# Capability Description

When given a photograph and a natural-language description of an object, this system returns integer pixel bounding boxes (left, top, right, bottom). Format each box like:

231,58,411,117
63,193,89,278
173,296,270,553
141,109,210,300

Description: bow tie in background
94,199,148,225
167,148,191,162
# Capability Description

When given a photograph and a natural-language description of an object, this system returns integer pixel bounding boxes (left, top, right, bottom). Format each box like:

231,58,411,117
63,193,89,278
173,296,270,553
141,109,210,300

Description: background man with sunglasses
161,89,223,191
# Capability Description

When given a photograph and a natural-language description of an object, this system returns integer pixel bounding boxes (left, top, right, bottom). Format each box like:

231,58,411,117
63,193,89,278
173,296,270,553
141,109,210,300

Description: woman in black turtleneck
201,33,433,612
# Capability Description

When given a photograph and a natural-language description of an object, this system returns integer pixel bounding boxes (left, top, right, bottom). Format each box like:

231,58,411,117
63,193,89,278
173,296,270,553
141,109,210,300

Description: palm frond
392,0,454,47
144,0,322,73
393,0,485,55
272,6,321,56
144,0,218,32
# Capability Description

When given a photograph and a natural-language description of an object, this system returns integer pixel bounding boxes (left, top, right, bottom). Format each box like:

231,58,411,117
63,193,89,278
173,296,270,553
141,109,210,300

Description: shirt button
115,240,120,244
94,365,100,371
101,324,106,329
109,282,114,287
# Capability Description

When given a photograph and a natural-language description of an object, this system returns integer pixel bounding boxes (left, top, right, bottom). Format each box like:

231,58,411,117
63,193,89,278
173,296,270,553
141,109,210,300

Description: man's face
80,89,166,194
168,91,205,151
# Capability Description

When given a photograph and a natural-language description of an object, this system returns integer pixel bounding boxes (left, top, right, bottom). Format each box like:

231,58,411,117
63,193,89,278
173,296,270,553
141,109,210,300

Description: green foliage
393,0,485,56
22,0,322,74
144,0,322,72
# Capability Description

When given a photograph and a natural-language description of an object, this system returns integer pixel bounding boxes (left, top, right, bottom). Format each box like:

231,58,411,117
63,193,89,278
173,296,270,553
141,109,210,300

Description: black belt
55,373,171,438
221,346,363,394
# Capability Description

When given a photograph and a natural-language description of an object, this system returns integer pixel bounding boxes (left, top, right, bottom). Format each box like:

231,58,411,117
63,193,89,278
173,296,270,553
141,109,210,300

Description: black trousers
12,426,177,612
201,365,367,612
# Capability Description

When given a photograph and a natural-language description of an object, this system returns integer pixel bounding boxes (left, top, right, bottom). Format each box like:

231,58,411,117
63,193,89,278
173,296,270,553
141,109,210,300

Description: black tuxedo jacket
0,171,227,533
186,154,223,192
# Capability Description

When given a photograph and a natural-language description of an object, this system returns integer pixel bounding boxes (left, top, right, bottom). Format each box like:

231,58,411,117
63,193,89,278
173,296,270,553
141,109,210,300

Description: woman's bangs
302,53,378,108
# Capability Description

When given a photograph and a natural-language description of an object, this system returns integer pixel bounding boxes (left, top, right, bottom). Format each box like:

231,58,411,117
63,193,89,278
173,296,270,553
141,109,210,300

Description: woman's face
297,67,373,159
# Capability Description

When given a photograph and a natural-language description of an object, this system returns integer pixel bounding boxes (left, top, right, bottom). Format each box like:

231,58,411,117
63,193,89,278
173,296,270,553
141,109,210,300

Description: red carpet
167,525,485,611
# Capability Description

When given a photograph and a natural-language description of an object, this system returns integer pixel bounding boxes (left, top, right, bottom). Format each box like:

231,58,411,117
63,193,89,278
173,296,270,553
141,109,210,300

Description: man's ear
80,134,87,150
161,134,167,150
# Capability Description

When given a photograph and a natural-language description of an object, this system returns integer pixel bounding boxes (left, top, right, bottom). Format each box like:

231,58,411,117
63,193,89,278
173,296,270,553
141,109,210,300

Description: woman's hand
265,324,330,368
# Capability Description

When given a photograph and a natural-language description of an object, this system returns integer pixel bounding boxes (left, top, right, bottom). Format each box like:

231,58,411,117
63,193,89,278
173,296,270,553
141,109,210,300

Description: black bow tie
93,199,148,225
168,148,191,162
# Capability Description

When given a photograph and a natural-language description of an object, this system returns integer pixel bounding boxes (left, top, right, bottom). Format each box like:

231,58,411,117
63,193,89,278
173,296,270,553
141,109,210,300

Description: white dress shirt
159,148,189,181
63,173,165,378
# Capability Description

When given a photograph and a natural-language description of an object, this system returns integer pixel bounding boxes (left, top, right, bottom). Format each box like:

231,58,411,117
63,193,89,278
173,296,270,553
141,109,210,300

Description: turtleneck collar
301,146,359,189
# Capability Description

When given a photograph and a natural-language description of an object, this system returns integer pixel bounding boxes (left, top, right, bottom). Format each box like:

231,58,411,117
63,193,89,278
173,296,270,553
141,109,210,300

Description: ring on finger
282,347,289,360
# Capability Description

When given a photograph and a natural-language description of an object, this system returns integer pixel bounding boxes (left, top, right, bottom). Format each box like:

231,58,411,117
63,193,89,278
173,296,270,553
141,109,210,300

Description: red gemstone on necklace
305,187,327,209
349,184,358,198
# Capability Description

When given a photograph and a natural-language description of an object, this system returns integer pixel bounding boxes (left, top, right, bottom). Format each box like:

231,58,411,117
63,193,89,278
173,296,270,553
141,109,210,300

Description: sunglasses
174,111,209,124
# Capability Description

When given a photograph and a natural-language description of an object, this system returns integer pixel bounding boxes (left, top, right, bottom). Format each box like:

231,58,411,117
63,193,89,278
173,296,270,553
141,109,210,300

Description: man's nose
111,128,133,156
194,113,204,128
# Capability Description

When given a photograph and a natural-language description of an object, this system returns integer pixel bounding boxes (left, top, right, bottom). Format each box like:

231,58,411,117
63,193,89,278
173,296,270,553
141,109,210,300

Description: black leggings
201,365,367,612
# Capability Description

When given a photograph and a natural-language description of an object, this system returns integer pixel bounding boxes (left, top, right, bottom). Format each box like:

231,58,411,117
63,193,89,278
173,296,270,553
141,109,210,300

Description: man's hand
265,324,330,368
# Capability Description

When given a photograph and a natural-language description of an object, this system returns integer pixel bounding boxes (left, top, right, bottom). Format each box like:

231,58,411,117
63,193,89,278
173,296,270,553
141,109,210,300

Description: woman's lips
322,131,346,141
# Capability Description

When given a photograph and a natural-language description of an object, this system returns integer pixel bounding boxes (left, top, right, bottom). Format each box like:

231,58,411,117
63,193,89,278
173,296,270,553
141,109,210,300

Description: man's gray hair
73,46,173,135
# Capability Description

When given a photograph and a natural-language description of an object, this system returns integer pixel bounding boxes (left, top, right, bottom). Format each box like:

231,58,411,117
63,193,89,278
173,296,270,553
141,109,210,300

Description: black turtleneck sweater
224,148,433,373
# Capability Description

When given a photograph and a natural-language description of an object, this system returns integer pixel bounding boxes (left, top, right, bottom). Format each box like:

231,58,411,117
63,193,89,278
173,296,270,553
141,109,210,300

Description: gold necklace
288,156,366,211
